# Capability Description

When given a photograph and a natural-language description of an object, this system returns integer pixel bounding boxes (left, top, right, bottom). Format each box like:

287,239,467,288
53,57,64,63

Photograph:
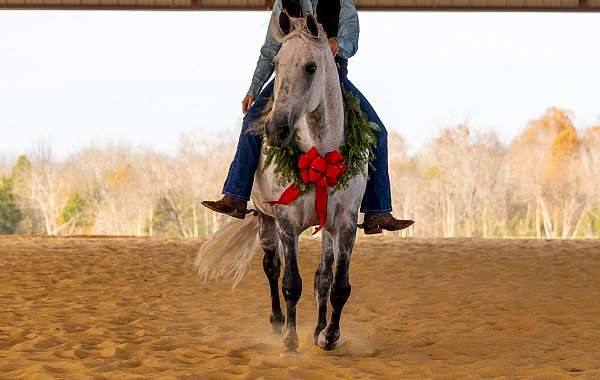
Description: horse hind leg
318,218,357,351
314,230,334,345
257,212,285,335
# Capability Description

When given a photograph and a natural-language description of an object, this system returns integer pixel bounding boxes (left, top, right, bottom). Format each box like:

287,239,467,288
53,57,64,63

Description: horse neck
298,59,345,155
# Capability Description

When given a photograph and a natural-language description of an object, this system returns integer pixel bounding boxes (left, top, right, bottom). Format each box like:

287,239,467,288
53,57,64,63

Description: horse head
265,10,330,148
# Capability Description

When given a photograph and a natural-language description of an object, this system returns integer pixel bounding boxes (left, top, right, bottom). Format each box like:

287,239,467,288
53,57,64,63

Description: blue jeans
223,71,392,214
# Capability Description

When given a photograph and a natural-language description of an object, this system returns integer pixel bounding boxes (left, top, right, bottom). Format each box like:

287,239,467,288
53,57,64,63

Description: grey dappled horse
195,11,367,353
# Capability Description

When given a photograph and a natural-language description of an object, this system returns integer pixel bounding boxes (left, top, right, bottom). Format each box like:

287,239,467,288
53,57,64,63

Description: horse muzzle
266,113,294,148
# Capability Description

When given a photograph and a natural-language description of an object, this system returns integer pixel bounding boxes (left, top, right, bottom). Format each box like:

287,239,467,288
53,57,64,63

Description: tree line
1,107,598,238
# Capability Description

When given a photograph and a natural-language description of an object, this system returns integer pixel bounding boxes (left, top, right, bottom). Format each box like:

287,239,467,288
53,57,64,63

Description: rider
202,0,414,234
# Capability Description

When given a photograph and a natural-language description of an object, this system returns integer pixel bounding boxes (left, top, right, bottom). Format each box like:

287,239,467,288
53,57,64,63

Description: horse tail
194,214,260,288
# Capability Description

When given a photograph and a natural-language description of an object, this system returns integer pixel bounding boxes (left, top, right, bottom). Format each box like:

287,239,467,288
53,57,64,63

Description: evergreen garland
260,83,380,194
337,84,380,189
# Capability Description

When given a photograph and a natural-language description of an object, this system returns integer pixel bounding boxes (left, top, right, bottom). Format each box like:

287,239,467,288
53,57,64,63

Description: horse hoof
313,324,326,345
317,330,340,351
270,314,285,335
283,330,299,352
272,323,284,335
279,350,299,358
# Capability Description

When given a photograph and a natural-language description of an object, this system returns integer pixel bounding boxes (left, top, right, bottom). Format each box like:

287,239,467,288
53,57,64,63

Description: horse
195,10,367,353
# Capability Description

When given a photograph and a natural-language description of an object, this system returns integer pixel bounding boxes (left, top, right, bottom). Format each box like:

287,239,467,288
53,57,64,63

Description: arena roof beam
0,0,598,11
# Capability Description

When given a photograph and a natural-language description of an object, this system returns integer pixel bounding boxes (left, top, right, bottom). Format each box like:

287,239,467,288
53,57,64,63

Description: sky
0,10,599,159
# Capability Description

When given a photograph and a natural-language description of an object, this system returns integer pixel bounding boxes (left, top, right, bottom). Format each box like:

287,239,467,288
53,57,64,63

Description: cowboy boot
358,212,414,235
201,195,252,220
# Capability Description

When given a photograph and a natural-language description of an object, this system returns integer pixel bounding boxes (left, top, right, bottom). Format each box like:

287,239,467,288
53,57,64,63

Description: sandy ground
1,236,600,379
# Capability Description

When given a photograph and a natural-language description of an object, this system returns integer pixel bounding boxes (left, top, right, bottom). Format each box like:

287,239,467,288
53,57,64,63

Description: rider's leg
338,75,391,213
222,79,276,201
202,79,275,219
338,73,414,233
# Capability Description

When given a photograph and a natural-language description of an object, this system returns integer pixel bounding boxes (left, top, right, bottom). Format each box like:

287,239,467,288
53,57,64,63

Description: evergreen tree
11,154,31,182
0,176,23,234
60,193,94,234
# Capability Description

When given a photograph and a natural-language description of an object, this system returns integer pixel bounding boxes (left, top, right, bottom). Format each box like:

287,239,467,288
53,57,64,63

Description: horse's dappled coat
195,12,366,353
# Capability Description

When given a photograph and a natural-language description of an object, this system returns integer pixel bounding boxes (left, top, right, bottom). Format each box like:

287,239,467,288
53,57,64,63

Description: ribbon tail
312,186,328,235
266,184,301,206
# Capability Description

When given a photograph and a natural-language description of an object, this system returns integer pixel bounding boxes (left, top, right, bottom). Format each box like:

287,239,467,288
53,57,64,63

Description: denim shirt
246,0,359,99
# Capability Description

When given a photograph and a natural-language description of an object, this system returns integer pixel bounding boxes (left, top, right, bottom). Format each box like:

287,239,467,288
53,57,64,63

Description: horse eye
305,63,317,74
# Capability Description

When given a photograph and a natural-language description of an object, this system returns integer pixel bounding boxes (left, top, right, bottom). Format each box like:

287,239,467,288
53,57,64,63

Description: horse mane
247,97,274,137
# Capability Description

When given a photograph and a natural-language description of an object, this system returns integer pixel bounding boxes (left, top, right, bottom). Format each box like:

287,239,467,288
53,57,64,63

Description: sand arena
1,236,600,379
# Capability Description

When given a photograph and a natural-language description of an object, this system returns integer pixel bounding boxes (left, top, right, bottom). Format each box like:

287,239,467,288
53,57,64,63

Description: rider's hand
328,37,338,57
242,95,254,114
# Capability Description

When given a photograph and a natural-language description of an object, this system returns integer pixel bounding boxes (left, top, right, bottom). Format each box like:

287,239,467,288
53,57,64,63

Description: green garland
260,84,380,194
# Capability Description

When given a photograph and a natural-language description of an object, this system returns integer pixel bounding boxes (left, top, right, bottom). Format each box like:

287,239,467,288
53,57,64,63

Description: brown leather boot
201,195,252,220
358,213,414,235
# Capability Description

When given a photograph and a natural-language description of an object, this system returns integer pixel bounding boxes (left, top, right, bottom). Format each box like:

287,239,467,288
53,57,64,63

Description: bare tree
4,112,598,239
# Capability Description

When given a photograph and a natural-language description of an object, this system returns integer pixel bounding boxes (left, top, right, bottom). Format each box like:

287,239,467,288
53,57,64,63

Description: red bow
267,146,347,234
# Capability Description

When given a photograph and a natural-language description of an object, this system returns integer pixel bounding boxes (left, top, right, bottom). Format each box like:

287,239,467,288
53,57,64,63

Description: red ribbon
267,146,347,235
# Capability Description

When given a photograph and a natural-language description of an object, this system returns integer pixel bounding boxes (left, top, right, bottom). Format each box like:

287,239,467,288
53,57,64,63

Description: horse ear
306,12,319,37
279,10,292,35
281,0,303,18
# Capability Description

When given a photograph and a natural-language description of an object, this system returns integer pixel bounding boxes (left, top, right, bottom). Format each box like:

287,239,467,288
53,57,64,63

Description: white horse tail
194,214,260,288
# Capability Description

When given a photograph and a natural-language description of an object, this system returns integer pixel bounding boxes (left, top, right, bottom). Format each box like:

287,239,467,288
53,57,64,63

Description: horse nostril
278,126,291,140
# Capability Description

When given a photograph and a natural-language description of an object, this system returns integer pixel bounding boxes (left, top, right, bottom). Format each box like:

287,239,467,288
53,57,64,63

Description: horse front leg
314,230,334,345
277,218,302,353
257,212,285,334
318,216,357,351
